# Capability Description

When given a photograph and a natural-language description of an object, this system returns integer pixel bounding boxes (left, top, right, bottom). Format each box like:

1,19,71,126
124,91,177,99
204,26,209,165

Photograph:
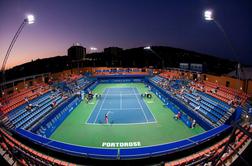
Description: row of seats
193,81,248,105
151,76,187,92
0,128,76,166
59,74,82,83
36,97,79,137
150,75,233,127
8,92,52,122
0,84,51,114
165,124,252,166
5,90,65,130
65,77,91,92
159,70,181,79
182,92,232,126
0,83,47,103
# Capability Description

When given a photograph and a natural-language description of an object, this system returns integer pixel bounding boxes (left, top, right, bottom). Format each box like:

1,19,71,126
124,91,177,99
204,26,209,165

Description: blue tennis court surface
86,87,156,124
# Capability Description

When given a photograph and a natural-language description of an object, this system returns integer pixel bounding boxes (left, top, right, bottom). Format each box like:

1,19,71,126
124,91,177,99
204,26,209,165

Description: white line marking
101,108,142,111
94,89,109,123
85,88,106,124
86,121,157,125
141,91,157,123
120,91,122,110
133,88,148,122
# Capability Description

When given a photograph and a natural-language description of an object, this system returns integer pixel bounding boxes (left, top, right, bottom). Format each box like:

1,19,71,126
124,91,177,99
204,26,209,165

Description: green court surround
50,83,204,148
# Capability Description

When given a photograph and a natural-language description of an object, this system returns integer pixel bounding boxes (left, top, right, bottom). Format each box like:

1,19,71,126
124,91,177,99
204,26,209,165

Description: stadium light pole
203,9,241,89
0,14,35,92
144,46,165,69
204,10,246,165
203,10,240,75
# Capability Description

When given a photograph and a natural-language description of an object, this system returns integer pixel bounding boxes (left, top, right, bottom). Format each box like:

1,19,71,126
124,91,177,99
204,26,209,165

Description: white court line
101,108,142,111
85,88,106,124
85,121,157,126
102,108,141,111
133,88,148,122
120,91,122,110
93,89,109,123
141,91,158,123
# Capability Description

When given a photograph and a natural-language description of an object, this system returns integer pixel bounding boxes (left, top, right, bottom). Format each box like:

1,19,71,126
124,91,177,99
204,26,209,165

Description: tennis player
105,113,109,124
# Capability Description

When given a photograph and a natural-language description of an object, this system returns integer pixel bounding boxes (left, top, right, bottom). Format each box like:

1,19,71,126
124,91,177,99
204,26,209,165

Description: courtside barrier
15,124,230,160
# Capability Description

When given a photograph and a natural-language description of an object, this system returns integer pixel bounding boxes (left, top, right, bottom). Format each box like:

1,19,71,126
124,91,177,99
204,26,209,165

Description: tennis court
87,87,156,124
50,83,204,148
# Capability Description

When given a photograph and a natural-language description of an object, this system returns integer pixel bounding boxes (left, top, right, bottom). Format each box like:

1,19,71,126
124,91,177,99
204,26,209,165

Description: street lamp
1,14,35,90
144,46,165,69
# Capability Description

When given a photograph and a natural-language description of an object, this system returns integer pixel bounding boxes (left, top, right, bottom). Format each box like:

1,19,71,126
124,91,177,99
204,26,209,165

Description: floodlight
144,46,151,50
26,15,35,24
204,10,213,21
1,13,36,84
90,47,98,51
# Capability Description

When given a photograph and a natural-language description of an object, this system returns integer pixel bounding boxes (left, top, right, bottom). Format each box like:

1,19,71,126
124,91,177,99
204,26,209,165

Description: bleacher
181,91,233,127
159,70,180,79
65,77,92,92
0,84,51,115
34,96,80,137
4,89,66,130
0,128,76,166
150,74,234,127
165,124,252,166
193,81,249,106
0,70,251,165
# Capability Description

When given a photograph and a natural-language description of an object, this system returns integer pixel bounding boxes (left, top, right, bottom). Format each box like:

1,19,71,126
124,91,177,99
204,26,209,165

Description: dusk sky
0,0,251,68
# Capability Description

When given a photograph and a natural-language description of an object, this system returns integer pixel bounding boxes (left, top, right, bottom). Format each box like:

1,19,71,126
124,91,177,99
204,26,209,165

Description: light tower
1,14,35,92
204,10,247,166
203,9,240,83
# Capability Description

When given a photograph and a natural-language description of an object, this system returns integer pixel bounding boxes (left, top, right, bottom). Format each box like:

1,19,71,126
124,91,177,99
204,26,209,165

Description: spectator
51,101,57,108
24,97,29,103
191,119,196,128
196,96,201,101
174,111,181,120
193,106,200,111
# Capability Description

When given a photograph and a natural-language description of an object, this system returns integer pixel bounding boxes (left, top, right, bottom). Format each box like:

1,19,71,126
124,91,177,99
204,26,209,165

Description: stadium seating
150,75,234,127
0,128,76,166
4,90,66,130
0,70,251,165
0,84,51,115
193,81,249,106
181,91,233,127
165,124,252,166
65,77,91,92
160,70,180,79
